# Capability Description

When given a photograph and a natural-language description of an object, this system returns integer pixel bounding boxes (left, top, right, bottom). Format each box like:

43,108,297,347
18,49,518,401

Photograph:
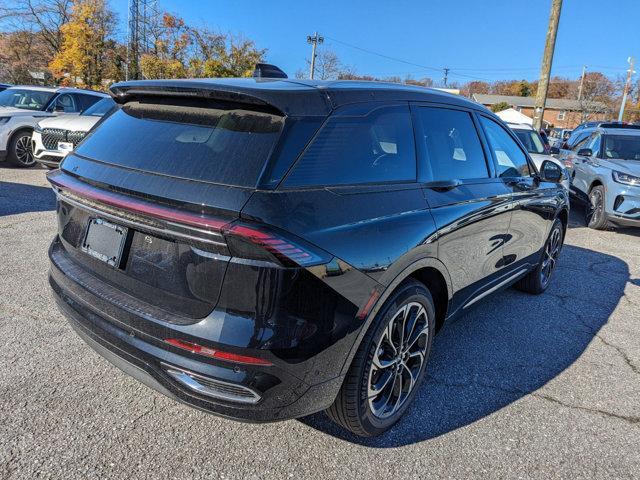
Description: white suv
33,97,117,169
0,86,108,167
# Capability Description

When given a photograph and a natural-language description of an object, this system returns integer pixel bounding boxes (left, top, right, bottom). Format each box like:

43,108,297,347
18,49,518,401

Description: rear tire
585,185,609,230
7,129,36,168
326,279,435,437
515,218,563,295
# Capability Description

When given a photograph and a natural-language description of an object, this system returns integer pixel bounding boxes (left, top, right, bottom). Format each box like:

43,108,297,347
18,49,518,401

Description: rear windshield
74,98,284,187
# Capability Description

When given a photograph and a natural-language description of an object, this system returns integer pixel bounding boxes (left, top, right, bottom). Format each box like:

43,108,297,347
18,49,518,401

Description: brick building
471,94,609,129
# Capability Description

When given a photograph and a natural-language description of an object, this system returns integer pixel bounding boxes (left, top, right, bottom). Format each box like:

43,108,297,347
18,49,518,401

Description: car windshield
0,88,54,111
514,129,546,154
603,135,640,160
82,97,116,117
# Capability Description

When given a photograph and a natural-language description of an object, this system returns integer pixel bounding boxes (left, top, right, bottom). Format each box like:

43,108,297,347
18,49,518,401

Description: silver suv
558,126,640,229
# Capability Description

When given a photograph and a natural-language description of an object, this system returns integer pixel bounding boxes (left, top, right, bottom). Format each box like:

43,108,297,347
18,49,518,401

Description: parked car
557,125,640,229
506,122,570,191
0,83,12,92
560,121,630,152
0,86,108,167
33,97,117,169
47,75,568,437
549,128,572,148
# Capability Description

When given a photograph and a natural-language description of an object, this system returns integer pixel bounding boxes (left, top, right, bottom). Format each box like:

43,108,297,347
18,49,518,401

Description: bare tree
306,49,342,80
0,0,72,55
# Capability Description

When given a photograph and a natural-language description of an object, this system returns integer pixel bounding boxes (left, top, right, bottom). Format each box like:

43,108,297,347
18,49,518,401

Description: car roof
6,85,57,93
506,122,534,131
4,85,108,96
109,77,488,116
599,127,640,136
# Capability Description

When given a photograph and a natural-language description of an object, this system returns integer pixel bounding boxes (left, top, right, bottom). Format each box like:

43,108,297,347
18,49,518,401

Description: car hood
529,152,566,171
598,158,640,176
0,107,52,118
38,114,101,132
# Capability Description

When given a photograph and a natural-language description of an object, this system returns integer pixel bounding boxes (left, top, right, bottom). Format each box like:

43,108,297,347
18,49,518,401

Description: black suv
48,77,568,436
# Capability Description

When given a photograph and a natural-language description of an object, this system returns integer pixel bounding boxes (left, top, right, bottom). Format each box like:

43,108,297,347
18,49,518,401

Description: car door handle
424,180,461,192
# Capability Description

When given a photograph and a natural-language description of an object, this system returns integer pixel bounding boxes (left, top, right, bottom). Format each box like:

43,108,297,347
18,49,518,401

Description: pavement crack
596,335,639,375
426,375,640,427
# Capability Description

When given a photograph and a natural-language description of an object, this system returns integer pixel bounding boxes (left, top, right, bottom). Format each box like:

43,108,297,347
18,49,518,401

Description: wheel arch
340,257,452,376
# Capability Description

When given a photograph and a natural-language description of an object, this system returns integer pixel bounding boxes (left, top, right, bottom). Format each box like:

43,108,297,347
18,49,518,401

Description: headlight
34,123,43,134
612,170,640,186
0,117,9,125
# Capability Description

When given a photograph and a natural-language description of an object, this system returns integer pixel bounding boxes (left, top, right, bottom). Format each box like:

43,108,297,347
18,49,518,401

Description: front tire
585,185,609,230
7,129,36,168
515,218,563,294
327,279,435,437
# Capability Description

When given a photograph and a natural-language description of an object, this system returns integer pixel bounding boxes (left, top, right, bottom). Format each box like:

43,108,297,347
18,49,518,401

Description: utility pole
618,57,635,122
533,0,563,131
577,65,587,101
307,32,324,80
443,68,450,87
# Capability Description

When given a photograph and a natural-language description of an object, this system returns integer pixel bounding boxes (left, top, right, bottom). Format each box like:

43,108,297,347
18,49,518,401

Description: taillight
164,338,273,366
222,221,331,267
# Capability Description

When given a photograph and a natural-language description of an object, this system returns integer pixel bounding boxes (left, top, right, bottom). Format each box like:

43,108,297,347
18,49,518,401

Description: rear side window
74,98,284,187
414,107,488,181
283,105,416,187
480,117,531,178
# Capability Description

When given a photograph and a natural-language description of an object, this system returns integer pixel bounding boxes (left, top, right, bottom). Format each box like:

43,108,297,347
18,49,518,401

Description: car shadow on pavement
0,181,56,216
299,244,629,447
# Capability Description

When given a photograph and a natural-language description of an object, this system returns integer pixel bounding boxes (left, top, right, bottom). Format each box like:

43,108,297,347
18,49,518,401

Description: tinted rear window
74,98,284,187
283,104,416,187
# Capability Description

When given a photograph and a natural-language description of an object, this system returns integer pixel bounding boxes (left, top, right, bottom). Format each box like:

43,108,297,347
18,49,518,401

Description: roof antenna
253,63,288,79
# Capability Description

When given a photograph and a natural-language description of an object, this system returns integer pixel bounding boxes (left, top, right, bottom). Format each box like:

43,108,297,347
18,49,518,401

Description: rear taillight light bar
47,171,331,267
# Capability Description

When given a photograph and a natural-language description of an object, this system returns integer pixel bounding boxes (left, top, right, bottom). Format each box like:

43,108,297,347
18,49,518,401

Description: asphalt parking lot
1,166,639,479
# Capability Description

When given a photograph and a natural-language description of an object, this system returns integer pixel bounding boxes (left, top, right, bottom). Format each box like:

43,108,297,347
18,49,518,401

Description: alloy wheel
540,226,561,287
15,134,35,166
587,189,603,226
367,301,429,419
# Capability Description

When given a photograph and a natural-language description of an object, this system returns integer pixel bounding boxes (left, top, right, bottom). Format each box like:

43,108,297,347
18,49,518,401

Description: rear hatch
49,94,285,321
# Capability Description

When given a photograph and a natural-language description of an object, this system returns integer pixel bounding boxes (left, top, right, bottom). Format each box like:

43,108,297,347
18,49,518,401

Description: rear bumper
49,238,346,422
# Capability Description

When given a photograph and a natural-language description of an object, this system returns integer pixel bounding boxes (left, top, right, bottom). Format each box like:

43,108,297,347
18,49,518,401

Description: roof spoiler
252,63,288,79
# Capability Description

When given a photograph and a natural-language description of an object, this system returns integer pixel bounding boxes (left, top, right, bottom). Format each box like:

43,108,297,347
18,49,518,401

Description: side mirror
549,146,560,155
577,148,593,157
540,160,564,183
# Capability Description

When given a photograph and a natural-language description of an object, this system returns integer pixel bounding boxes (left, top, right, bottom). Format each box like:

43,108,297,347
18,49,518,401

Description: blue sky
111,0,638,84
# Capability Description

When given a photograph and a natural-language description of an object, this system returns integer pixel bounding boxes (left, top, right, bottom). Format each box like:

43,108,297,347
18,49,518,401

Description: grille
42,128,67,150
67,130,87,145
42,128,87,150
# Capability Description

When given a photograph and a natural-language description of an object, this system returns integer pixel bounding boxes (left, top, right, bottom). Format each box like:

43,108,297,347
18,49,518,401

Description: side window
587,134,601,157
284,105,416,187
572,135,591,152
567,131,589,149
414,107,488,181
75,94,101,112
479,116,531,178
53,93,78,113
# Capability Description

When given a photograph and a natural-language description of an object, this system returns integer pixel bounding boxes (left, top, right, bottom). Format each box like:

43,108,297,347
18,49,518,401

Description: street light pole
307,32,324,80
533,0,563,131
618,57,635,122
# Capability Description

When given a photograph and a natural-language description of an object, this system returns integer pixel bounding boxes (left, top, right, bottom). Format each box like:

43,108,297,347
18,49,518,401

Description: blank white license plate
58,141,73,152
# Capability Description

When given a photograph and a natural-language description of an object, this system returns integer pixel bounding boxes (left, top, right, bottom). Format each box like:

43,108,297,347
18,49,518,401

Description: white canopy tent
495,108,551,128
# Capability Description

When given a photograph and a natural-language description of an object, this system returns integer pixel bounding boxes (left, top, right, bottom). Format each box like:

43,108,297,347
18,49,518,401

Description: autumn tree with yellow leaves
49,0,117,88
139,13,266,80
